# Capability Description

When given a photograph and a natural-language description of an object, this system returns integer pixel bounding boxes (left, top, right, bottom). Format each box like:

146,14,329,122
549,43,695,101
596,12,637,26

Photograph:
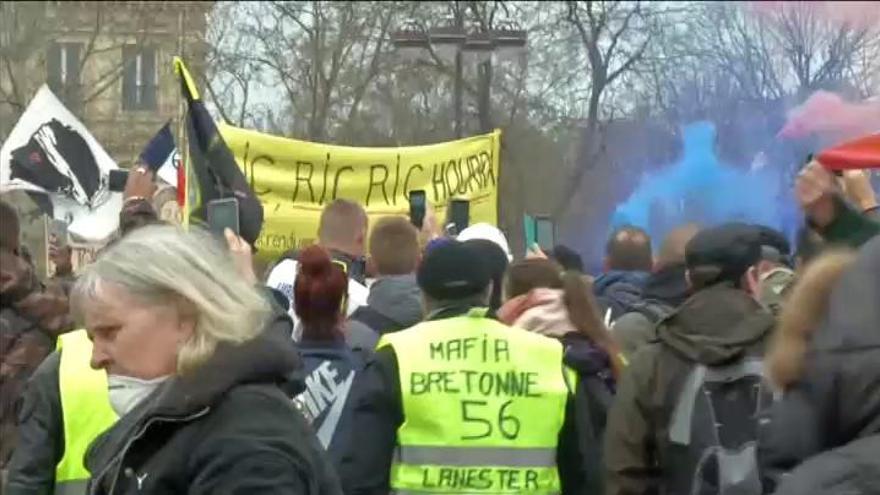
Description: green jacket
603,284,774,495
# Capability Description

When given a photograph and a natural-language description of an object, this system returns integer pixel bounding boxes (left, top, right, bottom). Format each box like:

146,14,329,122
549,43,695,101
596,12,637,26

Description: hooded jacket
6,287,296,495
604,283,774,495
349,274,423,335
759,237,880,493
83,314,341,495
593,270,649,322
1,247,74,468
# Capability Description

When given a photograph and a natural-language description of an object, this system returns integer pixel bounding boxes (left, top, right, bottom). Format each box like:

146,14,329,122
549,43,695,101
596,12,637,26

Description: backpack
664,357,771,495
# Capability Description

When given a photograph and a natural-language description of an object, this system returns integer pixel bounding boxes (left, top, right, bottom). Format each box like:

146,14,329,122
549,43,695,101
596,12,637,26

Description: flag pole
174,57,190,229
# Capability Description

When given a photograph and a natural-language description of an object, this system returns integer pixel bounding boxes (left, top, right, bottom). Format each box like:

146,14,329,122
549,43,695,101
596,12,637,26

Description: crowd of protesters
0,157,878,495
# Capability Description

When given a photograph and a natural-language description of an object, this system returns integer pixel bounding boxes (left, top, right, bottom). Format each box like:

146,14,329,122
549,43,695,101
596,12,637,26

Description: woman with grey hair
71,225,340,495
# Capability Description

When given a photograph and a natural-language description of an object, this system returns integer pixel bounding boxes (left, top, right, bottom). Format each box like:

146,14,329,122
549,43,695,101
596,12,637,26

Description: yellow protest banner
218,124,501,259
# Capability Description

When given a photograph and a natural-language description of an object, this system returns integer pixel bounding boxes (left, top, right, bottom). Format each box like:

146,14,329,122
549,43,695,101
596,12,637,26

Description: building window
122,45,157,111
47,42,82,105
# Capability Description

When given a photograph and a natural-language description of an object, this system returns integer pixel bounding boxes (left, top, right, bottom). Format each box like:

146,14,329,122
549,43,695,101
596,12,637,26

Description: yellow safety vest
54,330,118,495
378,308,570,494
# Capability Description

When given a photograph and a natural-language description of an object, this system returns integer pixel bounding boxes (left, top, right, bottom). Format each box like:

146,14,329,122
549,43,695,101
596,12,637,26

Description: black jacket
559,333,616,495
5,352,62,495
772,435,880,495
604,283,775,495
338,305,591,495
759,237,880,492
296,340,367,475
84,314,341,495
5,287,303,495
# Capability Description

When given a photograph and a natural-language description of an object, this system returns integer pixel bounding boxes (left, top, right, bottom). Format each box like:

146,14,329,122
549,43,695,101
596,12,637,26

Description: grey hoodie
365,274,423,328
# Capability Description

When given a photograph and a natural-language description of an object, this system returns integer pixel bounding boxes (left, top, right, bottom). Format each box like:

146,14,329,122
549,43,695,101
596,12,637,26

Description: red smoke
748,1,880,29
778,91,880,140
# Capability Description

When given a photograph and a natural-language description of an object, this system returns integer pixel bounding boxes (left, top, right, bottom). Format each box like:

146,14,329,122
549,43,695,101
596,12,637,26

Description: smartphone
108,169,129,192
49,219,69,248
409,190,426,229
535,217,556,252
206,197,240,236
449,199,470,235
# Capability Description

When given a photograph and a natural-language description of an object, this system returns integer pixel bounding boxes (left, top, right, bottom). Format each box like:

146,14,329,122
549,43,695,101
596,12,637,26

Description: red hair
294,245,348,342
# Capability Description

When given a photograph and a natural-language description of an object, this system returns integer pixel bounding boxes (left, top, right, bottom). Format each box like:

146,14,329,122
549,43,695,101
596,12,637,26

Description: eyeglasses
331,259,348,275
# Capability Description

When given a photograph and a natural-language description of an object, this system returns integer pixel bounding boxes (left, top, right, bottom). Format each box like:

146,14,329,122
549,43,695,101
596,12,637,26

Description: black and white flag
0,85,121,241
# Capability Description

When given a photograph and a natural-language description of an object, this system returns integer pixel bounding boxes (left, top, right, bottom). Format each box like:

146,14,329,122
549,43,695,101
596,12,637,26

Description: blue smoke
610,121,797,244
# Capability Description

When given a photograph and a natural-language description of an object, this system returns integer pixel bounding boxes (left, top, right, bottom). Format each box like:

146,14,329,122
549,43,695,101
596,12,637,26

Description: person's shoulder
345,319,379,353
186,383,335,491
266,259,298,307
774,435,880,495
504,321,564,347
614,310,652,329
30,349,62,381
266,259,298,287
204,383,310,438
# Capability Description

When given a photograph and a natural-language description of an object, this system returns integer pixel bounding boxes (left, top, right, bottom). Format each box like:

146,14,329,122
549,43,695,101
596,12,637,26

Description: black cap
417,240,491,300
753,225,791,265
686,223,762,283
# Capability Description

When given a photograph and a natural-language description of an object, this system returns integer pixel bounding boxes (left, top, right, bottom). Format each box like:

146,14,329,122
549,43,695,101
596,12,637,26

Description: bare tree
202,1,264,128
0,2,158,140
554,0,653,217
765,1,877,94
234,1,395,142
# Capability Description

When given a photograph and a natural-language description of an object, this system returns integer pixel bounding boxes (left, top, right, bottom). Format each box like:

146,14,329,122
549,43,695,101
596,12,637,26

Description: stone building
0,1,210,276
0,1,211,166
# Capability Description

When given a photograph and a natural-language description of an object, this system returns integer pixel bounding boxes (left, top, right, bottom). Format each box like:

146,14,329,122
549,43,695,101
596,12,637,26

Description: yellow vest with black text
378,309,570,494
54,330,118,495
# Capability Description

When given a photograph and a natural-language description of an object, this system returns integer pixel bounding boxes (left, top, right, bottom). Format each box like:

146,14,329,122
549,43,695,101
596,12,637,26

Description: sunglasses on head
331,259,348,275
331,259,349,315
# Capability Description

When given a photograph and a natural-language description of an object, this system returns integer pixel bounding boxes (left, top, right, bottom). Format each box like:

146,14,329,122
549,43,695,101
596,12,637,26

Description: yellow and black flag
173,57,263,245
